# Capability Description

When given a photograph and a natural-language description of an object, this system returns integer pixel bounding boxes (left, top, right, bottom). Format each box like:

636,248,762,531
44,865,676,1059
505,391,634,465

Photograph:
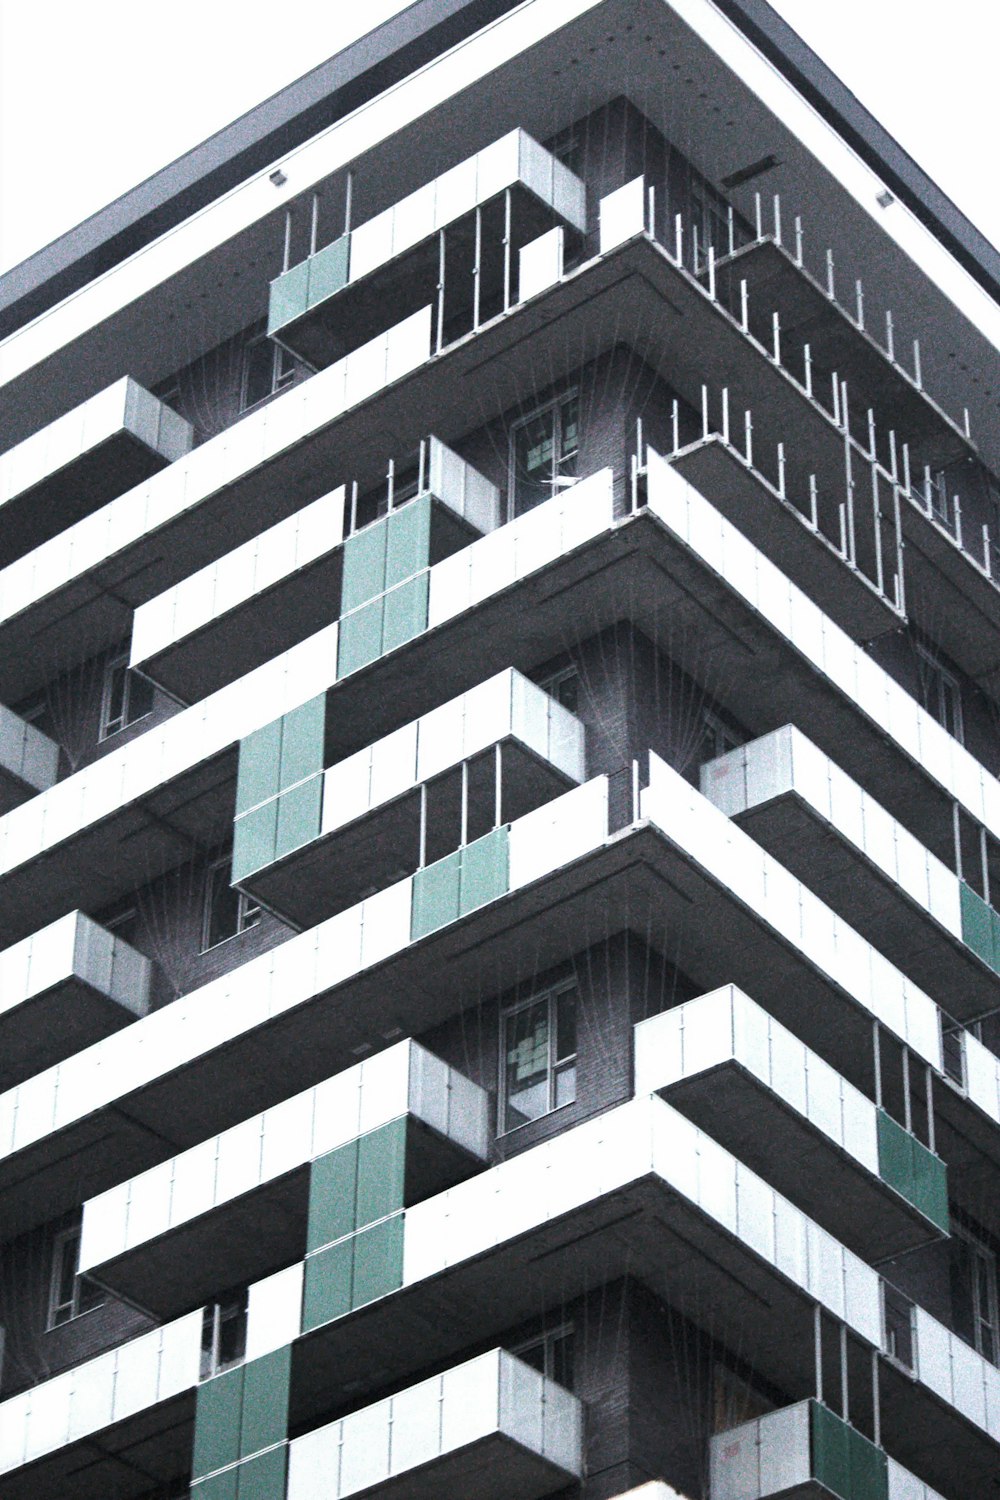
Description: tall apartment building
2,2,1000,1497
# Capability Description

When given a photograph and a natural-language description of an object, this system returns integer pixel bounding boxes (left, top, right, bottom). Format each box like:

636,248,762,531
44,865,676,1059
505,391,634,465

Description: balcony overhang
879,1350,1000,1499
0,911,151,1090
656,1060,939,1260
716,238,973,462
134,486,480,704
88,1115,478,1320
0,377,192,567
730,785,994,1025
669,437,900,641
0,795,939,1237
240,737,575,929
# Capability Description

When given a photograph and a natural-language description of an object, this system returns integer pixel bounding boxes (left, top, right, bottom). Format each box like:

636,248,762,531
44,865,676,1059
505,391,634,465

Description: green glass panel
267,260,310,336
847,1423,888,1500
301,1236,354,1332
337,596,384,679
385,495,431,590
193,1469,239,1500
877,1109,915,1205
237,1444,288,1500
192,1366,244,1479
411,849,462,940
275,775,323,862
279,696,326,792
307,235,351,309
960,881,994,965
232,798,279,884
235,719,282,816
356,1118,407,1230
351,1212,405,1310
341,519,388,613
910,1137,950,1233
991,904,1000,974
381,572,429,656
239,1346,290,1458
811,1402,851,1500
459,826,509,916
307,1139,358,1252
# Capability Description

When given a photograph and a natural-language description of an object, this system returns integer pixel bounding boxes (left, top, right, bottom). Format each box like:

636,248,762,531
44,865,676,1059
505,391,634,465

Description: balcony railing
0,909,152,1088
0,703,58,814
284,1348,583,1500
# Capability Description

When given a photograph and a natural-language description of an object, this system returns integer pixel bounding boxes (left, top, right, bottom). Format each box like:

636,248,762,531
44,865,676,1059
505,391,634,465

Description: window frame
511,1321,575,1387
507,389,580,520
538,665,581,716
915,643,964,744
47,1223,104,1330
953,1220,1000,1366
240,330,298,413
499,980,578,1134
200,1287,249,1379
201,853,262,953
99,651,155,742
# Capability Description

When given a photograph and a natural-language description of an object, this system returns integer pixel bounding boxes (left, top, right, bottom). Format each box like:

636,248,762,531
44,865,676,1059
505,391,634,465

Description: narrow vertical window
202,853,261,951
509,392,579,517
501,983,577,1131
100,651,154,740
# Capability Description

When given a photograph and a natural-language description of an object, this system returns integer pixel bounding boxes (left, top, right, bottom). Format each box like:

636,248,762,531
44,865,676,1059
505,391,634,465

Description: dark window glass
202,858,261,951
502,987,577,1131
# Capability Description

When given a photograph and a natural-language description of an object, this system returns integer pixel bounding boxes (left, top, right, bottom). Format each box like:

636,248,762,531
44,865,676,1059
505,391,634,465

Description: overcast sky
0,0,997,278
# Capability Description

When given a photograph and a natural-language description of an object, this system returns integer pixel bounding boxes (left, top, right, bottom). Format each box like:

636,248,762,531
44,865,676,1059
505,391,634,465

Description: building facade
1,3,1000,1498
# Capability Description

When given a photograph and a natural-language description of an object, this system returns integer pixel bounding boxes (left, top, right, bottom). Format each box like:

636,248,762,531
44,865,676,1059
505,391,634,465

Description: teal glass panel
275,775,323,862
237,1445,288,1500
239,1346,291,1458
877,1109,915,1205
301,1236,354,1332
235,719,282,816
910,1137,950,1233
381,571,429,656
267,260,310,336
337,596,384,679
279,695,325,792
192,1366,244,1479
848,1423,888,1500
193,1470,239,1500
960,881,994,966
459,826,509,916
811,1402,851,1499
307,235,351,309
411,848,461,940
307,1139,358,1252
351,1213,405,1310
992,905,1000,974
341,519,388,613
356,1118,407,1230
232,798,279,884
385,495,431,590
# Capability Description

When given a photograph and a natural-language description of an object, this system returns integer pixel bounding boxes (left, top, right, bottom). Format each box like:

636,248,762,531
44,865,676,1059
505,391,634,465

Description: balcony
0,910,152,1088
0,470,612,950
0,756,963,1240
285,1348,582,1500
0,703,58,813
80,1039,487,1319
710,1400,945,1500
0,376,192,566
700,725,995,1023
0,1309,203,1500
131,437,500,703
268,129,586,369
636,987,948,1259
233,667,585,927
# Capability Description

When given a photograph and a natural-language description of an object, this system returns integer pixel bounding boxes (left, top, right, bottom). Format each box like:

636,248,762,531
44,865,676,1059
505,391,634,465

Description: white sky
0,0,997,278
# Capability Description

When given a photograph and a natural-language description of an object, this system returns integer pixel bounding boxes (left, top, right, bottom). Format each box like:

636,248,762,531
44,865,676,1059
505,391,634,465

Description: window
241,332,297,411
201,1288,248,1378
509,392,579,517
539,666,580,716
501,983,577,1132
951,1221,999,1365
48,1223,104,1328
916,644,964,743
699,708,740,765
202,855,261,951
100,652,154,740
513,1324,575,1388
